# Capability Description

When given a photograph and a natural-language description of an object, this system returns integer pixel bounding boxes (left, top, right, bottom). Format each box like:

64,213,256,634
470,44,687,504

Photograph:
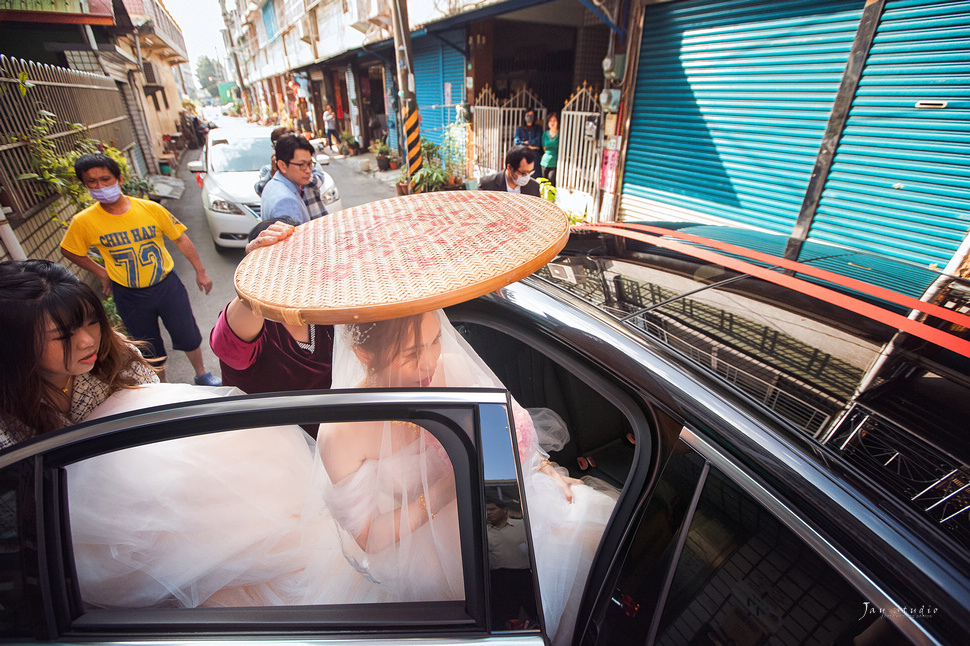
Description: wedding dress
66,312,616,644
67,383,317,608
313,310,617,644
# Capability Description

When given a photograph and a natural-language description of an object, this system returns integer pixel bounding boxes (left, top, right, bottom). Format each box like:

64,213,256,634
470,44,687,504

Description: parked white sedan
188,127,341,249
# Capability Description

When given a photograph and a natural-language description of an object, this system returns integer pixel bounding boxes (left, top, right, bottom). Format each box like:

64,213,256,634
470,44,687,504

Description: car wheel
213,238,232,254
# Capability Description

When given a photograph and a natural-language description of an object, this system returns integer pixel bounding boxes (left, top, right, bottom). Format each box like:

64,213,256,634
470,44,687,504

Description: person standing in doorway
60,154,221,386
323,104,339,149
514,108,543,178
541,112,560,186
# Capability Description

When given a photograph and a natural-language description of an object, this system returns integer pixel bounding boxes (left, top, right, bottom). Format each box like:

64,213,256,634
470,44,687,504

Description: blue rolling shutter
809,0,970,269
620,0,863,234
413,31,466,147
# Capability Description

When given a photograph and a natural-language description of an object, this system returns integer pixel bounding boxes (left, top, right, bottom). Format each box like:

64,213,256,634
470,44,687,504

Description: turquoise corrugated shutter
809,0,970,269
620,0,863,234
413,31,466,147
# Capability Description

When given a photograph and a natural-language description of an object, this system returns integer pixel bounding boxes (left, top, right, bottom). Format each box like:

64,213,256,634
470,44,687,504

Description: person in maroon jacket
209,218,334,420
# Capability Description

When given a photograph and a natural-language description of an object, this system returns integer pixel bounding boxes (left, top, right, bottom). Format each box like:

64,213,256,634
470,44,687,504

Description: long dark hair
0,260,155,438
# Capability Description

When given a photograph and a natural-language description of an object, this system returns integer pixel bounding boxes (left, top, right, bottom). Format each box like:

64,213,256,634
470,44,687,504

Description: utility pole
389,0,421,186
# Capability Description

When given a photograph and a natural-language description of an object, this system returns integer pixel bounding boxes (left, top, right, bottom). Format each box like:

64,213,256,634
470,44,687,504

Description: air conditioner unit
299,15,318,44
346,0,387,34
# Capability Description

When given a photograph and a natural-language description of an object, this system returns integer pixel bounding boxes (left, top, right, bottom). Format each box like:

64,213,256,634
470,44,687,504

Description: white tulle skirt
66,381,615,642
67,384,318,608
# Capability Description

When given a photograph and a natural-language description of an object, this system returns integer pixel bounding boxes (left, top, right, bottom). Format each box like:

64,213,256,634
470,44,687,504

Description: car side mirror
315,154,330,166
187,160,204,173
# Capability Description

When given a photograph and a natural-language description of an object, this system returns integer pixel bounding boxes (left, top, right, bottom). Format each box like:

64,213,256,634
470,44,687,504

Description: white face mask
513,172,532,187
88,183,123,204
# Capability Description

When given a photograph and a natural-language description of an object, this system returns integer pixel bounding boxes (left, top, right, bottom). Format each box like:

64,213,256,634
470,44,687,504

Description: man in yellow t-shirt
61,153,221,385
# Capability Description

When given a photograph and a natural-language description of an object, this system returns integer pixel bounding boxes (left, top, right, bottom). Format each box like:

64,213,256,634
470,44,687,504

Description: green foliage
537,177,557,203
409,164,450,193
563,210,587,225
419,138,441,166
370,140,391,156
16,110,96,215
101,295,126,332
0,69,34,96
122,174,155,199
196,56,224,98
441,122,469,182
15,107,152,225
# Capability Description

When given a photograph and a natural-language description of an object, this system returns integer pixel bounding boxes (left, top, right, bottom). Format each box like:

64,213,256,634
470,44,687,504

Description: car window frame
485,279,970,645
446,297,664,639
6,389,521,640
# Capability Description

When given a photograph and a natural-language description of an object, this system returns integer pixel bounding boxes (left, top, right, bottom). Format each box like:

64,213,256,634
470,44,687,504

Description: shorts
111,271,203,362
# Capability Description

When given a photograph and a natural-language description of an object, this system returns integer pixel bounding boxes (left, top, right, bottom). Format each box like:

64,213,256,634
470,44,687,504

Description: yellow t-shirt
61,197,187,289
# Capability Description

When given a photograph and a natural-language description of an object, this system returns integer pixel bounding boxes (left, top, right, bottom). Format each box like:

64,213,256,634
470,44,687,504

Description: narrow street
159,128,398,384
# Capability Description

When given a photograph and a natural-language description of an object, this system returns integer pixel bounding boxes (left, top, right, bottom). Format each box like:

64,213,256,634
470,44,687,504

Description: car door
582,426,962,646
0,389,546,644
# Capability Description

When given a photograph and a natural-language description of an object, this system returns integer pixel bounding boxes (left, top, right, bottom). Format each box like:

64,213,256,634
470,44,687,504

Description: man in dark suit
478,146,541,197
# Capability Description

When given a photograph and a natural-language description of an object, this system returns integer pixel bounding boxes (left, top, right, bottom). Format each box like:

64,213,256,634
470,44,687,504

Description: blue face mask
88,183,122,204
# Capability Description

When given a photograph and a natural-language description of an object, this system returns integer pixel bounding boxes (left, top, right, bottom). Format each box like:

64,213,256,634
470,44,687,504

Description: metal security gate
345,64,360,143
809,0,970,269
383,62,399,157
413,31,466,147
619,0,864,232
472,86,501,175
472,87,547,177
559,84,602,219
500,88,546,168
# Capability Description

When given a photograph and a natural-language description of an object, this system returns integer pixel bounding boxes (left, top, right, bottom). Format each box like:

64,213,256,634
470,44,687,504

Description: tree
196,56,224,99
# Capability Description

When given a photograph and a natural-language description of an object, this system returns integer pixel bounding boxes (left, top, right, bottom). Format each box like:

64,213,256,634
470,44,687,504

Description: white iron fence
558,84,602,220
0,55,135,262
472,86,546,176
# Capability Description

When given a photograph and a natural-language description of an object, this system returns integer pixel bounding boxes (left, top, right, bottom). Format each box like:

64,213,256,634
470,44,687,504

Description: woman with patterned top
0,259,158,449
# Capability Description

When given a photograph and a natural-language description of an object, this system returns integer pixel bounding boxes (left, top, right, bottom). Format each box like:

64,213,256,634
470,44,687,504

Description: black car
2,223,968,644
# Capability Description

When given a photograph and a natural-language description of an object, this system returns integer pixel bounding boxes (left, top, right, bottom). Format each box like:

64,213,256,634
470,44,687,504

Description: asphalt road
159,122,397,384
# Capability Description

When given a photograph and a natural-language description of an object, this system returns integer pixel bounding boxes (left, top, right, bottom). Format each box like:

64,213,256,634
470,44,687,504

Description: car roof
538,223,970,552
206,127,274,144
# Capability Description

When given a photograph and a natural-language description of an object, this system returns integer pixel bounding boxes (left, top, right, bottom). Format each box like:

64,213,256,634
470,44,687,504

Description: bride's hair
349,314,426,373
0,260,156,437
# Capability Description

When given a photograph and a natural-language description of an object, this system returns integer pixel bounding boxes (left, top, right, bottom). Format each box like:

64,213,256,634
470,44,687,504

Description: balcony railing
121,0,187,60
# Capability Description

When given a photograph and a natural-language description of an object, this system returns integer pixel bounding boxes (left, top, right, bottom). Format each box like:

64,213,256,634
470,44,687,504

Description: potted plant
340,132,360,155
396,168,410,196
441,121,470,186
409,164,450,193
372,141,392,171
389,156,399,170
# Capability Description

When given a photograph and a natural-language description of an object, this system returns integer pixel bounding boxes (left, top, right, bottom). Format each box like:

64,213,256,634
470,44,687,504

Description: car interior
456,322,637,490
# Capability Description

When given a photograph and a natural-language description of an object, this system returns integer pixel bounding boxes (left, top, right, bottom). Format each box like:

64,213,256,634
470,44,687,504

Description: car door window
3,391,521,640
481,403,541,632
600,441,911,645
65,419,464,610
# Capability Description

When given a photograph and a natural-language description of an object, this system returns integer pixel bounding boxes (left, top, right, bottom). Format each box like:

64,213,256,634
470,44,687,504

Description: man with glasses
478,145,541,197
260,134,317,224
255,128,330,222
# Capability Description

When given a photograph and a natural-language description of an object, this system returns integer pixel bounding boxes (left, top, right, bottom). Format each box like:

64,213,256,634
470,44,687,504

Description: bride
61,307,613,643
307,309,616,644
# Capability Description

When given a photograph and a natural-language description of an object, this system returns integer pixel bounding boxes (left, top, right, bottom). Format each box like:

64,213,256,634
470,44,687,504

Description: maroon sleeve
209,306,263,371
